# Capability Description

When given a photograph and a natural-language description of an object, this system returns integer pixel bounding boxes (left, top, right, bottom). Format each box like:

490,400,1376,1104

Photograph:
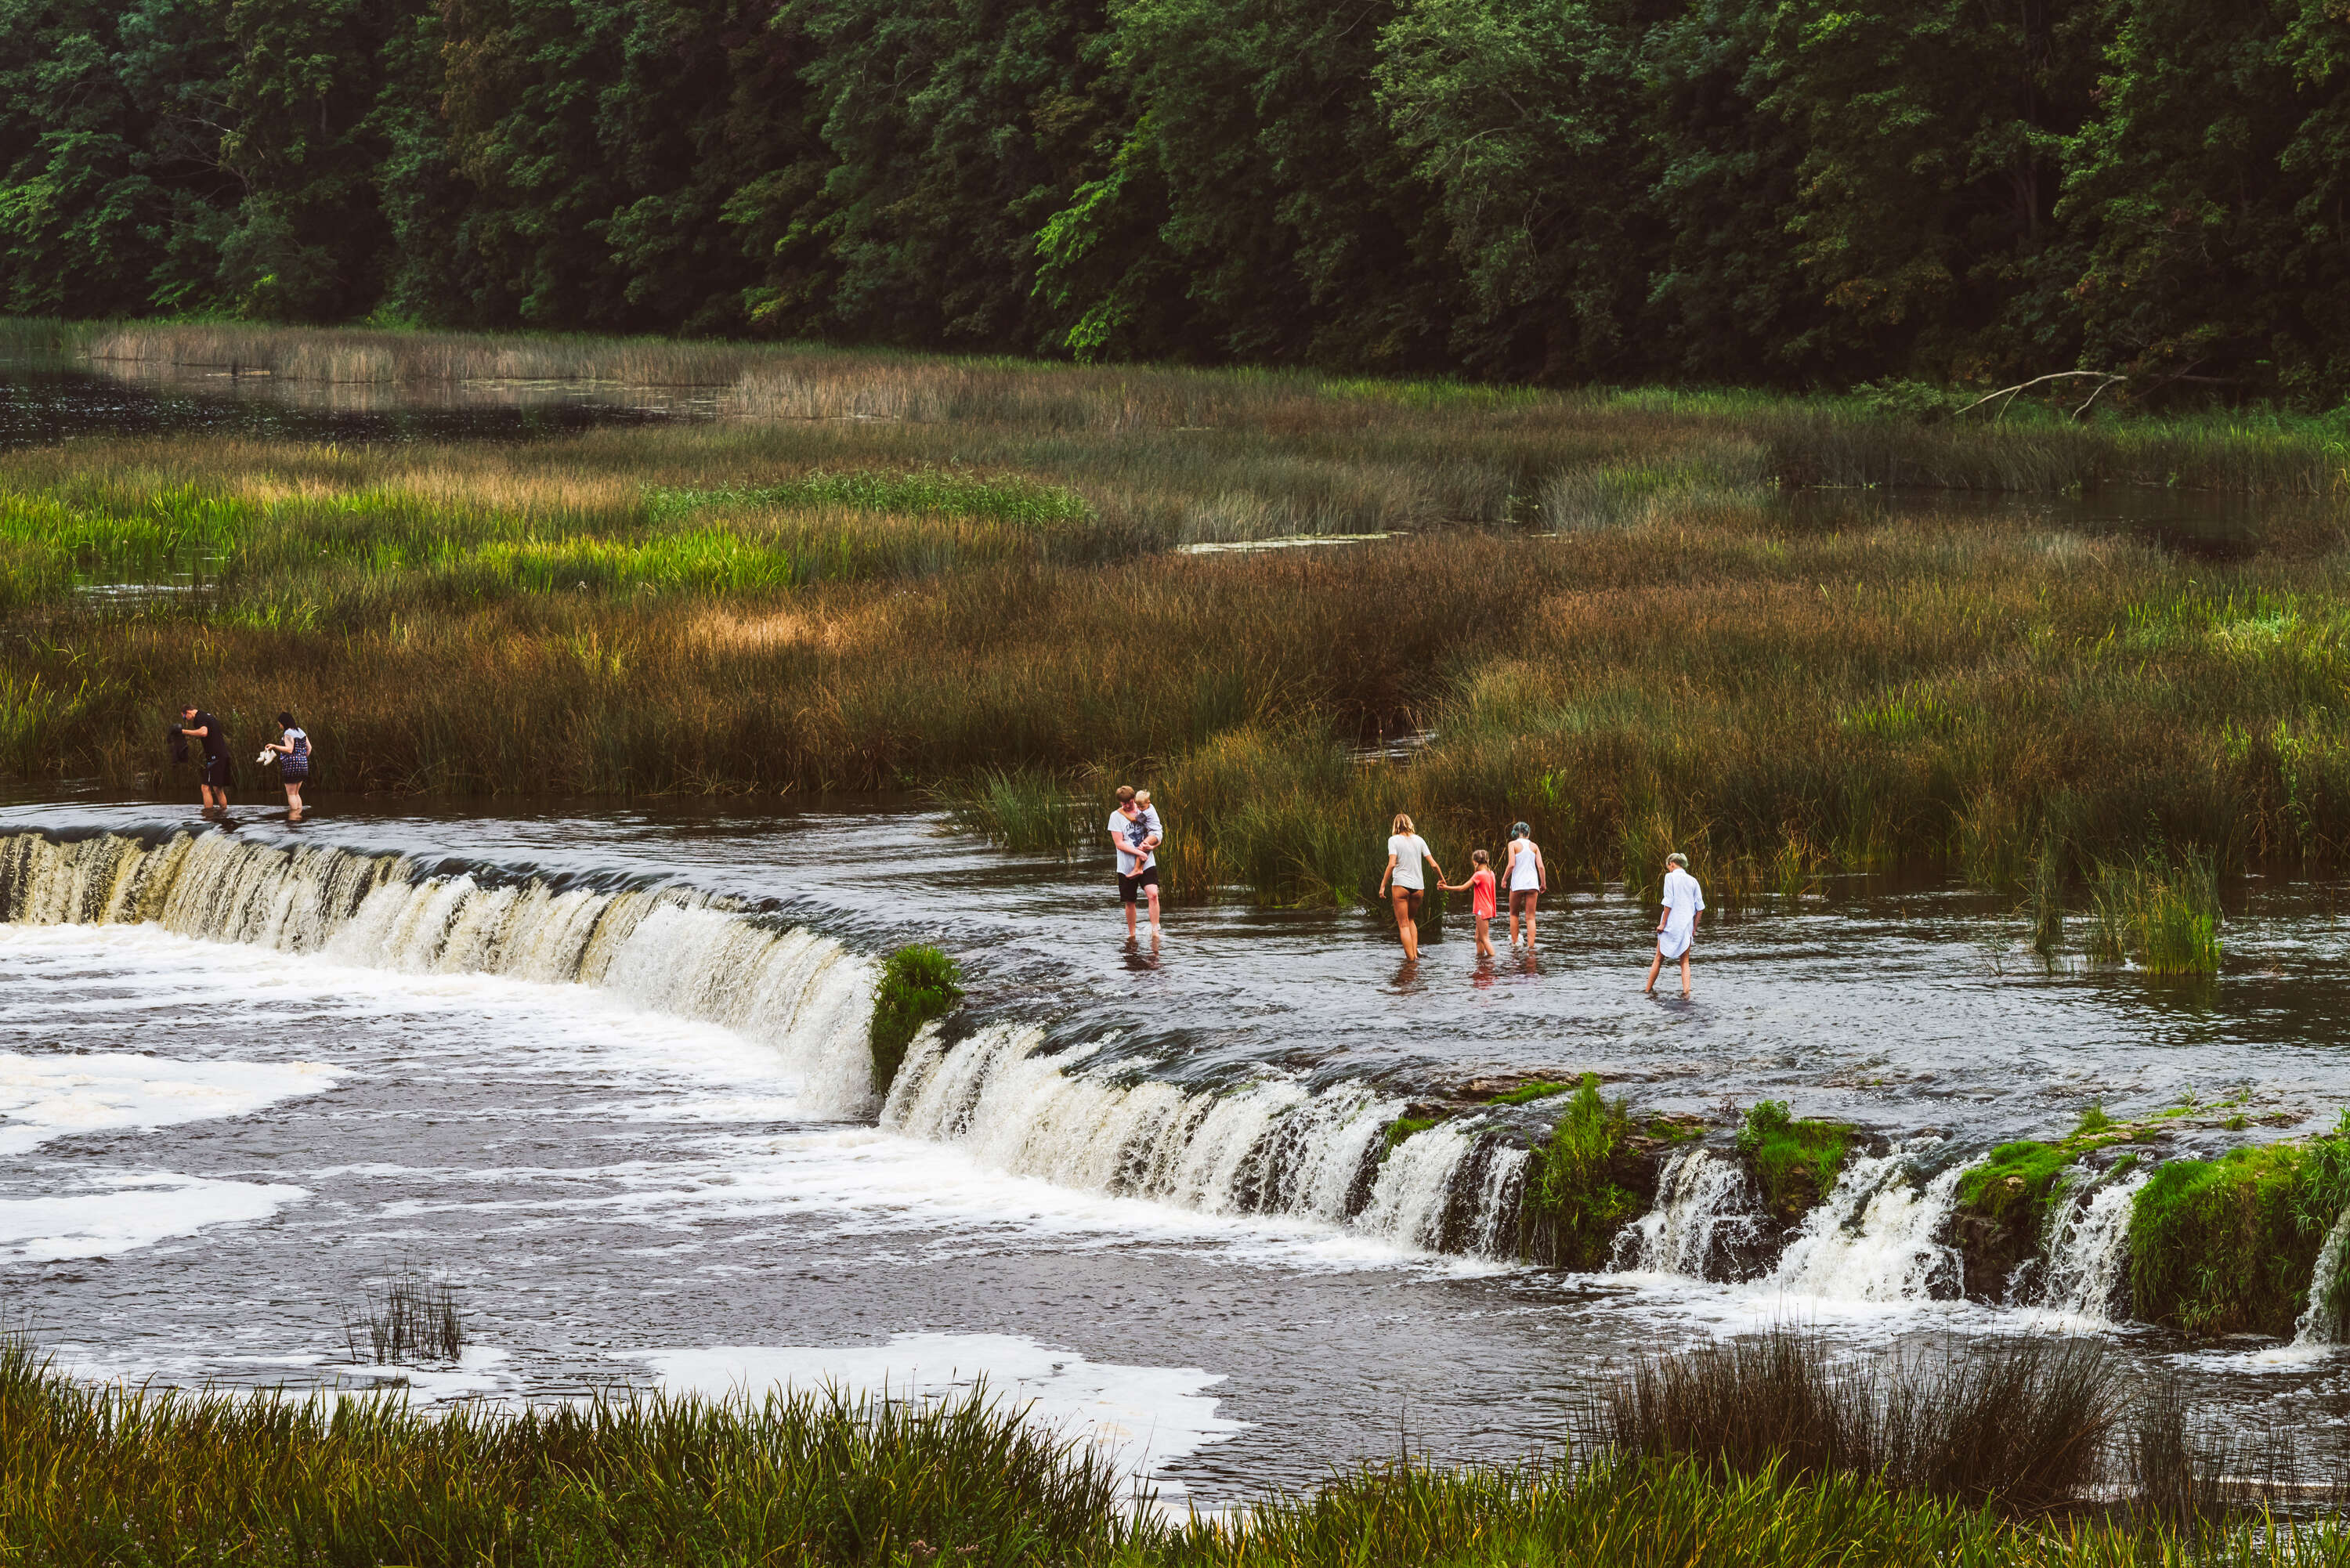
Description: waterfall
2294,1206,2350,1346
882,1022,1527,1255
1609,1148,1767,1280
1766,1150,1972,1302
2032,1167,2149,1324
0,829,878,1118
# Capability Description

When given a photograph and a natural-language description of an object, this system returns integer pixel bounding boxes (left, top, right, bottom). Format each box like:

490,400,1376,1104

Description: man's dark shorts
202,755,230,788
1118,865,1160,904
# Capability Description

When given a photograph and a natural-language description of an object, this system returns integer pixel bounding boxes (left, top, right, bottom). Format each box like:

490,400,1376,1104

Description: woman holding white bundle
1643,851,1704,998
260,710,312,822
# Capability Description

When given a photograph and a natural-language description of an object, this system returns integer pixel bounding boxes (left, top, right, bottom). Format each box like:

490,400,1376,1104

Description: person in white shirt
1502,821,1546,947
1376,811,1444,962
1108,785,1162,941
1644,851,1705,998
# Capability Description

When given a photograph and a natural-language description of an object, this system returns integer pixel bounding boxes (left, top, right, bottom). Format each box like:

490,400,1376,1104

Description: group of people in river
1109,789,1705,995
170,706,312,822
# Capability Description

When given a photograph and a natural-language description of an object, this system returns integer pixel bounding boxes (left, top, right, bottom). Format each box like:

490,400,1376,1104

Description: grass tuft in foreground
1600,1327,2120,1513
8,1330,2350,1566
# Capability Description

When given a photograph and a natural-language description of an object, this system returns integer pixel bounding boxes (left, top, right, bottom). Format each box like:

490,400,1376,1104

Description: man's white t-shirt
1387,833,1434,891
1111,809,1156,873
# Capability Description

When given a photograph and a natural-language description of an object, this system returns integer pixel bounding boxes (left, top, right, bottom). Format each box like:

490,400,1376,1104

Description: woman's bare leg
1679,952,1693,997
1393,891,1419,960
1643,949,1665,993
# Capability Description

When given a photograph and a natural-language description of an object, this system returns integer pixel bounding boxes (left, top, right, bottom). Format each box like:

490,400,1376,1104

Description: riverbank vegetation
7,1331,2350,1567
2,343,2345,923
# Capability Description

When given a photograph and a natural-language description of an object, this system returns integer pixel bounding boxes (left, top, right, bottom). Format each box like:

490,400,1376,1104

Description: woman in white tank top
1503,822,1546,947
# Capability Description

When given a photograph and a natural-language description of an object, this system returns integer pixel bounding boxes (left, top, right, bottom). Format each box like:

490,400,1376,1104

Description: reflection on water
0,361,706,453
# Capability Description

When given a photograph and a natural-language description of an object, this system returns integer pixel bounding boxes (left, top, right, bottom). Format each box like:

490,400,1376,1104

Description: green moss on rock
1518,1075,1645,1270
2125,1136,2350,1338
1734,1102,1852,1222
870,945,963,1095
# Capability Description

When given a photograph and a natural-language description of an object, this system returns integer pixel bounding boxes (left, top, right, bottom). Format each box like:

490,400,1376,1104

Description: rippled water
5,798,2350,1500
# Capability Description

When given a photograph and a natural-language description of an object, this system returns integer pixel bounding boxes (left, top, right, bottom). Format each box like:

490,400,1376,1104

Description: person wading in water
261,710,311,822
178,705,231,814
1109,785,1162,941
1643,851,1706,998
1378,813,1444,963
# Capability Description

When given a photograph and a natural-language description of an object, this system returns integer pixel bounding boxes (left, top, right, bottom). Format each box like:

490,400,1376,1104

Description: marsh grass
3,1332,2348,1566
938,768,1094,858
1517,1076,1644,1269
1736,1102,1853,1222
1598,1328,2119,1513
6,346,2350,899
2087,851,2223,974
345,1272,463,1364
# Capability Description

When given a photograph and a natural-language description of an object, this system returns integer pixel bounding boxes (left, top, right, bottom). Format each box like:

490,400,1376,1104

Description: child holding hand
1441,850,1499,959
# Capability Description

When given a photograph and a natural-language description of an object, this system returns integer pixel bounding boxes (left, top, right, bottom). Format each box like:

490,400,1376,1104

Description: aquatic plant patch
2126,1125,2350,1336
1517,1076,1647,1269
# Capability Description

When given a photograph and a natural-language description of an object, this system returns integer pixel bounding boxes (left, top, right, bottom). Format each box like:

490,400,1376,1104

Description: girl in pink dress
1441,849,1499,959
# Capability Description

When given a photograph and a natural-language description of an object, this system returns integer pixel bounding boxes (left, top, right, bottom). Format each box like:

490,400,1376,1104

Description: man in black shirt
179,705,231,811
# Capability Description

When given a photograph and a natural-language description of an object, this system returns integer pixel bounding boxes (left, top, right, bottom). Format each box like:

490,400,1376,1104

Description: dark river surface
4,359,2349,1502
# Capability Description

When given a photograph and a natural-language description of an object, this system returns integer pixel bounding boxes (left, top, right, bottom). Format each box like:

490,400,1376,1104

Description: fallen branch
1954,370,2130,423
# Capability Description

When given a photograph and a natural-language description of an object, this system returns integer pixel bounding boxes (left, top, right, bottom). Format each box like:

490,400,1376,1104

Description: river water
5,799,2350,1502
6,359,2350,1500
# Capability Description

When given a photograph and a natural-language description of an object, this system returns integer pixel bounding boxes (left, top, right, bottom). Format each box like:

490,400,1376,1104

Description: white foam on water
627,1332,1245,1501
0,1051,340,1156
0,1171,306,1261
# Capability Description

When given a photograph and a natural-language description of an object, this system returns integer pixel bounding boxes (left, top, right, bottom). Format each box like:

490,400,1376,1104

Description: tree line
4,0,2346,402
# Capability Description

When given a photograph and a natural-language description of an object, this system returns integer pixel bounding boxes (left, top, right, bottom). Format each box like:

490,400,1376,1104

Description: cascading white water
883,1021,1523,1255
2294,1205,2350,1346
2031,1166,2149,1323
1766,1149,1974,1302
1610,1148,1765,1279
0,829,878,1118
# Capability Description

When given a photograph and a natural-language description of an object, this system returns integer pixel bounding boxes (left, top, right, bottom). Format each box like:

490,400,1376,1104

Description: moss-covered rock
2127,1139,2348,1337
1950,1141,2075,1300
870,945,963,1095
1734,1102,1853,1223
1518,1075,1654,1270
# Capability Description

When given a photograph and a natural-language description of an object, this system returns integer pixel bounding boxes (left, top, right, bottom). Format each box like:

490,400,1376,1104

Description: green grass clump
2087,851,2223,974
4,1323,2347,1565
1383,1115,1441,1154
1956,1142,2075,1233
1736,1102,1854,1222
938,768,1093,858
1488,1079,1575,1106
1517,1075,1643,1269
2127,1121,2350,1336
870,945,964,1095
0,1336,1128,1566
649,470,1094,526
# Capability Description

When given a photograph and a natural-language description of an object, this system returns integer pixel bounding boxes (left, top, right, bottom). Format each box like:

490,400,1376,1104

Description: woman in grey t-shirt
1377,811,1444,962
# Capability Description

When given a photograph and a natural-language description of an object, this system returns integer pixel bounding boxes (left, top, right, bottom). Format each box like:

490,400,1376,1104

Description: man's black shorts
1118,865,1160,903
201,755,230,788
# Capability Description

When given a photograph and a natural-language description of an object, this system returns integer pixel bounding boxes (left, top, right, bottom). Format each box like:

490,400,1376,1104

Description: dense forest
2,0,2347,401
